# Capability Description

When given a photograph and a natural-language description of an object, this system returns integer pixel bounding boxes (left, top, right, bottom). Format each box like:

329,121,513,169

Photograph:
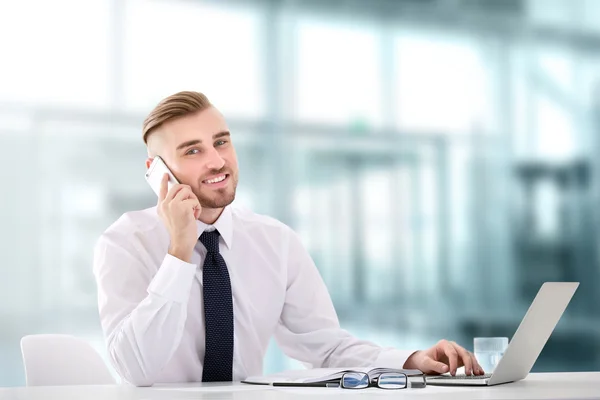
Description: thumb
423,357,449,374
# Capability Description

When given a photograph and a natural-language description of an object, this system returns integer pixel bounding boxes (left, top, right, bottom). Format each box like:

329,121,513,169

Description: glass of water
474,337,508,373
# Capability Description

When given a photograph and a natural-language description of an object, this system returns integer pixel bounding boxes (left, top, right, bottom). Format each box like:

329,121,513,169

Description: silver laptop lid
488,282,579,385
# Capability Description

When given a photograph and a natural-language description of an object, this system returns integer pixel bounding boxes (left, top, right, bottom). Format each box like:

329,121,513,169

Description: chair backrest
20,334,115,386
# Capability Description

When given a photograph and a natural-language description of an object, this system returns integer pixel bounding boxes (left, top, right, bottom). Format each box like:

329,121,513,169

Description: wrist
168,244,193,263
403,350,422,369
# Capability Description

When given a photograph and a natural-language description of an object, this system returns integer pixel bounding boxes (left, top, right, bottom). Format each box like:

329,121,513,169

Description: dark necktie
199,229,234,382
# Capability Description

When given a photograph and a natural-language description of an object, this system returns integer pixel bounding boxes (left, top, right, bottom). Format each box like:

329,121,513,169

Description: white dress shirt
93,204,415,386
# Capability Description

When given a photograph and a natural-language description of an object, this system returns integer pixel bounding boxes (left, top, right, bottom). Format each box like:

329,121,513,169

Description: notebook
242,367,424,387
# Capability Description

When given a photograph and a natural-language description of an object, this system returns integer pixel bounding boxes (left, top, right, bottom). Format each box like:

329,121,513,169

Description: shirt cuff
147,254,197,303
374,348,419,370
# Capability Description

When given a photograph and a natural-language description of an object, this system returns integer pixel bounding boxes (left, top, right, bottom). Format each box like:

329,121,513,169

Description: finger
441,341,459,376
159,173,169,202
168,185,196,204
164,185,184,202
452,342,473,375
182,198,200,212
172,186,194,203
472,353,484,375
422,357,449,375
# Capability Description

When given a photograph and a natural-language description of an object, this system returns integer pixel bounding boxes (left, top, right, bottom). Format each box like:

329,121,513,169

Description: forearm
106,293,188,386
322,333,417,370
96,253,196,386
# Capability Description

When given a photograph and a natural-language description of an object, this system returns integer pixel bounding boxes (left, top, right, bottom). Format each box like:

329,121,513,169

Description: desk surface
1,372,599,400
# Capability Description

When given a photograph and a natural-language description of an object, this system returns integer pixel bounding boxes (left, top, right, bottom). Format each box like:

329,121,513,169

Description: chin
199,190,236,209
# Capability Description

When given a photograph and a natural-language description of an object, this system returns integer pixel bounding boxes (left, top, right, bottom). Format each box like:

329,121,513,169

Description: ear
145,157,154,170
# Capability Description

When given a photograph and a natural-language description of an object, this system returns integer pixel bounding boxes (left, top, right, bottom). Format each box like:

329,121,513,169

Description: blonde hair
142,91,212,144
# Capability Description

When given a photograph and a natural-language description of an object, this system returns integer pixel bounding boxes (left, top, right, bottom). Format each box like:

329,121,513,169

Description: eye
215,140,228,146
185,148,200,155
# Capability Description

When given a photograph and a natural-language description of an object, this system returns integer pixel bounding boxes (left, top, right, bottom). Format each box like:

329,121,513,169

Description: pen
271,382,340,388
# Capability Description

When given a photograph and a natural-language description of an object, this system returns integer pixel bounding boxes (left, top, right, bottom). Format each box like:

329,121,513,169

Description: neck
198,207,224,225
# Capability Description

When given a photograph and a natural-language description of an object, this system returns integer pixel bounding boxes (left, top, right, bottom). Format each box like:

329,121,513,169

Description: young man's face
147,106,239,209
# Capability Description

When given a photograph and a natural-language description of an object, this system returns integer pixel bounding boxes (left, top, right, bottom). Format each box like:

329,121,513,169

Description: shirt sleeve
273,227,417,369
93,230,196,386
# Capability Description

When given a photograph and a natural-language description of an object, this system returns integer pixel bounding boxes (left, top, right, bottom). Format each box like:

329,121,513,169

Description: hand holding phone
146,157,201,262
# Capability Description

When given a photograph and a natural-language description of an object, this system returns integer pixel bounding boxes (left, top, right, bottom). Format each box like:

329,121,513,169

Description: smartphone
145,156,180,197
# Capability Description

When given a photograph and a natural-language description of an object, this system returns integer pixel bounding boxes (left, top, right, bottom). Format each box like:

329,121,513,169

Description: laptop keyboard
429,373,492,380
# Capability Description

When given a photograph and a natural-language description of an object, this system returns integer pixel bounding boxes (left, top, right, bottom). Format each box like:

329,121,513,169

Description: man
93,91,483,387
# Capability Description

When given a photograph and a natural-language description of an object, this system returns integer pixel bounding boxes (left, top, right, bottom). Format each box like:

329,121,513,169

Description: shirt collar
195,206,233,250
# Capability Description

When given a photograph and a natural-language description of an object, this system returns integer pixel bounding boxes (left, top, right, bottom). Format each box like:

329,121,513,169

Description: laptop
426,282,579,386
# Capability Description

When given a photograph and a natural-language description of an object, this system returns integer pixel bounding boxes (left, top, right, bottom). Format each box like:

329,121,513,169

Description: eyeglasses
340,372,420,390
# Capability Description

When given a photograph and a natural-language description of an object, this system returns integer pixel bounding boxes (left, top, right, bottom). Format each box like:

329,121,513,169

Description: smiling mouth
202,174,229,185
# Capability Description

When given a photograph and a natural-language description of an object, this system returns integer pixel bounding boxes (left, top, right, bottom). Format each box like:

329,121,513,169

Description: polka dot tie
199,229,234,382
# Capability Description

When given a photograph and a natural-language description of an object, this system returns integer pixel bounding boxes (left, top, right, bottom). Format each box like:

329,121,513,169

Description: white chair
20,334,116,386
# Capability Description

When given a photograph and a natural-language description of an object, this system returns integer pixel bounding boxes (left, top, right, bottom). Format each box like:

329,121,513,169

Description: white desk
1,372,599,400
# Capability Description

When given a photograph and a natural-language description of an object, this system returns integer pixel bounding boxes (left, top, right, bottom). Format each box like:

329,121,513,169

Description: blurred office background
1,0,600,386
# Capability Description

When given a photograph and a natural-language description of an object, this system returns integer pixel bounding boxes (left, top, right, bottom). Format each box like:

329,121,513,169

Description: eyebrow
175,131,231,151
214,131,230,140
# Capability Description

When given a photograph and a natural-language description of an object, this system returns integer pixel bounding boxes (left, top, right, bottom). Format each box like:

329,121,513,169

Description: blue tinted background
1,0,600,386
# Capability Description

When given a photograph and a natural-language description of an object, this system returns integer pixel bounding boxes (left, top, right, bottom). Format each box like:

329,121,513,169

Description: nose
205,146,225,171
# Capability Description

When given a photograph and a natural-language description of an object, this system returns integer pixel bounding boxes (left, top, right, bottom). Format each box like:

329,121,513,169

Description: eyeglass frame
340,371,421,390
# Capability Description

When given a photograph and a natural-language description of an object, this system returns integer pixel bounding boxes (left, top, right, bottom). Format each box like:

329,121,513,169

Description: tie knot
199,230,220,253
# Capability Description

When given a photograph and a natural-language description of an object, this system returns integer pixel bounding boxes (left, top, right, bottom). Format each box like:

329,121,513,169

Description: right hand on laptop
158,173,201,263
403,339,485,376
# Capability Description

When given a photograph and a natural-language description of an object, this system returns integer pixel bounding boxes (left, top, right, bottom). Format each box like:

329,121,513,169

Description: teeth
205,175,226,184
